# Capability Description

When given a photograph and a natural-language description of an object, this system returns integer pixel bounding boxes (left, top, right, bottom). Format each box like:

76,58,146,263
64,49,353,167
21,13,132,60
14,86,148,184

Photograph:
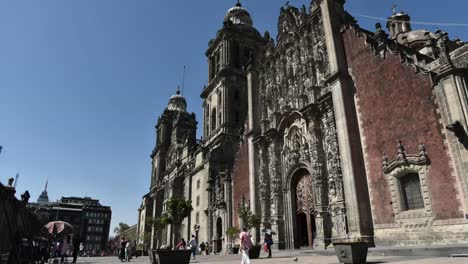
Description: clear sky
1,0,467,236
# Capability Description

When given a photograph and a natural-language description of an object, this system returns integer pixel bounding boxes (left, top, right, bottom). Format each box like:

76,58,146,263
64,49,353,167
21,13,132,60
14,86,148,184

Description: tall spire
37,179,50,204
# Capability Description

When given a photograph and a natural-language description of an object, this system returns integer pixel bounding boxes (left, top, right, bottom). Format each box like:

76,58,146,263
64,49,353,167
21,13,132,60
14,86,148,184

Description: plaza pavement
72,254,468,264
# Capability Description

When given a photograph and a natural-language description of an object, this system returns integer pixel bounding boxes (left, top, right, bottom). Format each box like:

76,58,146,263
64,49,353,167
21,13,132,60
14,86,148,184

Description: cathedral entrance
216,217,222,253
293,171,315,248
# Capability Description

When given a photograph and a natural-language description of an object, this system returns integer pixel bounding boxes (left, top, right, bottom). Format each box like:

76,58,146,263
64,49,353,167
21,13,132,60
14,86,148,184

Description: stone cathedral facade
137,0,468,252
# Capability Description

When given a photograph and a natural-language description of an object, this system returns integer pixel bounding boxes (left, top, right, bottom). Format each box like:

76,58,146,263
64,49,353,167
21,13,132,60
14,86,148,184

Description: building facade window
400,173,424,211
197,180,200,190
196,196,200,207
211,108,217,131
196,212,200,224
381,141,433,225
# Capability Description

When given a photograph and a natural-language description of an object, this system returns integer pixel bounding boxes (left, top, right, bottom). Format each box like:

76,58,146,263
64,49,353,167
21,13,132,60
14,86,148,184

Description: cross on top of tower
391,4,397,15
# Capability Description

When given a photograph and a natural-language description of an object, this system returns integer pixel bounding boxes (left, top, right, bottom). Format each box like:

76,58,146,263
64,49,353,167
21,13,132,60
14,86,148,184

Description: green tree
226,226,240,243
113,222,130,236
163,197,193,248
248,214,261,229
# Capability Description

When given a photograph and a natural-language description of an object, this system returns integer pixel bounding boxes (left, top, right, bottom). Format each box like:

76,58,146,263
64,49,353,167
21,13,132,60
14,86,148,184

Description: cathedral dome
224,2,253,27
167,90,187,112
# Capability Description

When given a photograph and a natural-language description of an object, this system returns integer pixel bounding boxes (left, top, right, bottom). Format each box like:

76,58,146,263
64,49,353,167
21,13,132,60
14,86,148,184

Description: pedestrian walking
188,235,197,260
125,240,132,262
133,241,138,258
79,243,84,257
240,227,252,264
119,237,126,262
71,235,81,263
60,235,71,263
264,230,273,258
199,241,206,255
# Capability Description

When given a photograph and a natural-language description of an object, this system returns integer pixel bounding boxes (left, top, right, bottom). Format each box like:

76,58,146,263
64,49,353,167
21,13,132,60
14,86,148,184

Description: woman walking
188,235,197,260
240,228,252,264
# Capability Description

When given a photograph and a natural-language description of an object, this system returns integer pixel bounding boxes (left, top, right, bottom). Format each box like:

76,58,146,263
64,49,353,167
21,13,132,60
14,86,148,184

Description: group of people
172,227,274,264
239,227,274,264
175,235,199,259
43,234,83,263
118,236,137,262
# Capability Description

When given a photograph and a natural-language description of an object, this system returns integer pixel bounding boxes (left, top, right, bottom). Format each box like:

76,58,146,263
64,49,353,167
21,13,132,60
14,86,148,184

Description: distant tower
37,180,50,204
150,87,197,188
386,7,412,39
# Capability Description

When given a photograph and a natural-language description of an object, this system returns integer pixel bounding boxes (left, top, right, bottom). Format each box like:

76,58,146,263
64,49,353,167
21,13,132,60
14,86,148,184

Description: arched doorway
216,217,222,253
293,171,315,248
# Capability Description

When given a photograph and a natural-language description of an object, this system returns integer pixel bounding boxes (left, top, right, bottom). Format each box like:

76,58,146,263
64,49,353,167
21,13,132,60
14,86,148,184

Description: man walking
71,235,81,263
240,227,252,264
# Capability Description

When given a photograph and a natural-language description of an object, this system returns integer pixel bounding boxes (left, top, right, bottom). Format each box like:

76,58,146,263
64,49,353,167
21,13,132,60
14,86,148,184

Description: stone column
433,34,468,215
305,111,328,248
247,67,260,243
258,142,270,225
320,0,373,241
151,197,157,249
267,136,285,249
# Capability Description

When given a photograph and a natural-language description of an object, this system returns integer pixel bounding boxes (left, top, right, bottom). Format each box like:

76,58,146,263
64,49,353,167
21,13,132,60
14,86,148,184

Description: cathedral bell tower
201,0,267,253
201,1,266,145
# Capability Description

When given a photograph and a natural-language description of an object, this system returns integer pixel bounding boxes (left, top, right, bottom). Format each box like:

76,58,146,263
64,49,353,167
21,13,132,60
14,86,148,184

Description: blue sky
1,0,467,235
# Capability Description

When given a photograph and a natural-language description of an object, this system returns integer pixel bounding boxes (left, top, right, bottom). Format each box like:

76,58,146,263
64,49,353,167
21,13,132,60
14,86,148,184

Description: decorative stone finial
7,178,14,187
375,23,382,31
176,85,181,95
436,30,454,67
397,141,407,162
236,0,241,7
418,142,428,161
382,152,388,169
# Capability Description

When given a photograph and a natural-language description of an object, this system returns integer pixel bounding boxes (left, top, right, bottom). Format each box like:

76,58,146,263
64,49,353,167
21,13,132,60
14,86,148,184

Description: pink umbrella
44,221,74,236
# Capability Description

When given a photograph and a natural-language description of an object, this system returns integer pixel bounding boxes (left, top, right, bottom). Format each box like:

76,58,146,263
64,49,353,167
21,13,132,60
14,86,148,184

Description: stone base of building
374,221,468,247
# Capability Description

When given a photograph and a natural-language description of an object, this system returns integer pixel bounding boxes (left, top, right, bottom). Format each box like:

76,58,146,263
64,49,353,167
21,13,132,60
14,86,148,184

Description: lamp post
194,224,200,245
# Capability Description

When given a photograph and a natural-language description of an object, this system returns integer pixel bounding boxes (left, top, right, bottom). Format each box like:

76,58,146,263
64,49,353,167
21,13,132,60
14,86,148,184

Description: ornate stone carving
258,11,330,128
383,141,431,174
318,99,347,241
258,145,270,201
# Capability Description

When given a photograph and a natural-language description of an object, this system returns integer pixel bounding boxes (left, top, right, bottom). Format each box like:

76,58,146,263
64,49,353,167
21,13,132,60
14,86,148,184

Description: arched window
218,111,222,127
197,179,201,190
196,196,200,207
205,105,210,135
212,108,217,131
400,173,424,211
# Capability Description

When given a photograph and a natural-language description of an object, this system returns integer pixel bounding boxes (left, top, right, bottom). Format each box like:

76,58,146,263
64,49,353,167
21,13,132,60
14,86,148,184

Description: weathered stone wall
342,27,466,243
231,136,250,227
374,221,468,246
